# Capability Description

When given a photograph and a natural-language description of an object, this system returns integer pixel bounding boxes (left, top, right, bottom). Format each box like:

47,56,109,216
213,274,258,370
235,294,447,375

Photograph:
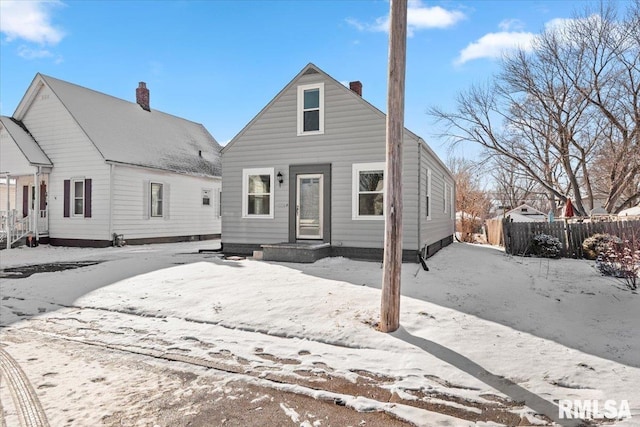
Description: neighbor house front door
296,174,323,239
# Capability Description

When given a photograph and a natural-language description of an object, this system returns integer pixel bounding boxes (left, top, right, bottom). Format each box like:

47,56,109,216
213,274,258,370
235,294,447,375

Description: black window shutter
22,186,29,217
84,178,92,218
63,180,70,217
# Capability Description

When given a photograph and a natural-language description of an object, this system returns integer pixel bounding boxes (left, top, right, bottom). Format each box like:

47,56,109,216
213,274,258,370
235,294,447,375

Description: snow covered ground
0,241,638,426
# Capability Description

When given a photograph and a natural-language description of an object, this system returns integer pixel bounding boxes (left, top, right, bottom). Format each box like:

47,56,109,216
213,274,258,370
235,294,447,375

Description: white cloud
544,17,576,32
455,31,536,65
454,15,603,66
498,19,525,32
345,17,366,32
17,45,54,59
407,3,466,30
0,0,65,45
347,0,465,35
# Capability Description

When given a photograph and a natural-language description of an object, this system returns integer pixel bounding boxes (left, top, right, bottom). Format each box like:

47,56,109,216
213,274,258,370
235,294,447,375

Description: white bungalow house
618,204,640,218
497,204,548,223
0,74,222,248
221,63,455,262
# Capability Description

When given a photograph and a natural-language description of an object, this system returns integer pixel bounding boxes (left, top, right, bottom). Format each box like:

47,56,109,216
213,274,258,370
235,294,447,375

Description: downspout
108,163,114,243
417,138,422,255
5,174,10,249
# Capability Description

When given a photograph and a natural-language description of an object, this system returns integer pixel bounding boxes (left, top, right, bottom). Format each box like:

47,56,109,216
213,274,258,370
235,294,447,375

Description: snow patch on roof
40,74,221,177
0,116,52,167
618,205,640,216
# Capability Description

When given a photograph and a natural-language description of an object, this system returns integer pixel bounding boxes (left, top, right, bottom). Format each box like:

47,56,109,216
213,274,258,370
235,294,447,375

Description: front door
296,174,323,239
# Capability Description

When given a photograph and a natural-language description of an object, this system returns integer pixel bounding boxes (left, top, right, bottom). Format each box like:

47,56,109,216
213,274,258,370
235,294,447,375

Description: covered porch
1,171,50,248
0,116,53,249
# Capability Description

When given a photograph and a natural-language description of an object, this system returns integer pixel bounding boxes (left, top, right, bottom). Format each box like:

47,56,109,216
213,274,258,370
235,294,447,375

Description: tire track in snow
0,347,49,427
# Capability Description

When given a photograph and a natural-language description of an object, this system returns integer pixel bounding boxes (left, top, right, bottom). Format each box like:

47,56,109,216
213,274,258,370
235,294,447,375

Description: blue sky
0,0,602,162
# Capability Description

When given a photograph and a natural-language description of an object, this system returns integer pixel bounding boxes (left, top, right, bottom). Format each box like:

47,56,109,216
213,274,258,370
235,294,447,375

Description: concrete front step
261,242,331,263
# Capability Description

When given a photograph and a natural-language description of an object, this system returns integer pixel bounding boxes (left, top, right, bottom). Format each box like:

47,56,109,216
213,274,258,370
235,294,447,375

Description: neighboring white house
221,63,455,262
618,204,640,218
501,204,548,222
0,74,222,248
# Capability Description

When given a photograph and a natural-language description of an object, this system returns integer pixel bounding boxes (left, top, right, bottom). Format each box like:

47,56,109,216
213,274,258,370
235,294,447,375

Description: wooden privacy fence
485,218,504,246
501,219,640,258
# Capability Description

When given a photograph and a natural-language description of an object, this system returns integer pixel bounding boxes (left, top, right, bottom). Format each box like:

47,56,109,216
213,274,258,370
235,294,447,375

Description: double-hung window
242,168,274,218
297,83,324,135
447,182,454,219
426,169,432,220
64,178,91,218
443,181,453,218
73,179,84,216
353,163,385,220
151,182,164,217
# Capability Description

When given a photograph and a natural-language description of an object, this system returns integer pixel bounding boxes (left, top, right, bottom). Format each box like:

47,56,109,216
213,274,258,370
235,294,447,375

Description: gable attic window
242,168,274,218
297,83,324,135
352,163,385,220
63,178,92,218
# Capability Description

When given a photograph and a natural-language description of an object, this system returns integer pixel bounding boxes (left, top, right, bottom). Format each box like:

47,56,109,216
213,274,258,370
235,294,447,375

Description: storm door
296,174,323,239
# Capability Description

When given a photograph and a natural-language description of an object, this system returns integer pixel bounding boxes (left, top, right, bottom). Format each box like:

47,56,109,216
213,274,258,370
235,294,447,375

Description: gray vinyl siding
20,83,111,241
418,143,455,249
223,69,426,250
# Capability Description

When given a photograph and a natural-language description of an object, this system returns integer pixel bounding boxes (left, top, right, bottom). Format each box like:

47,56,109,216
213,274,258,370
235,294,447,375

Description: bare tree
490,156,550,213
429,1,639,215
449,158,492,242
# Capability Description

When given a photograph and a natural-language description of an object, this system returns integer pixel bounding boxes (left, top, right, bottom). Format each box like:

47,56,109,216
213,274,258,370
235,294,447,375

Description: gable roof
221,63,452,178
15,74,221,177
619,205,640,216
0,116,52,167
503,204,548,222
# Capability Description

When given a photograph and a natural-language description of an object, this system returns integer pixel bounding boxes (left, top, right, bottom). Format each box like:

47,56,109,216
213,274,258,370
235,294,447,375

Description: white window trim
426,169,432,221
72,178,84,217
150,181,164,218
444,182,449,214
352,162,385,220
297,83,325,136
242,168,275,219
450,183,455,220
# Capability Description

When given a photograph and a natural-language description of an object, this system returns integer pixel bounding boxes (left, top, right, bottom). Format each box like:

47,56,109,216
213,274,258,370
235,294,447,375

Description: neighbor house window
352,163,385,220
73,179,84,216
426,169,432,220
297,83,324,135
64,178,92,218
242,168,274,218
151,182,163,217
202,189,212,206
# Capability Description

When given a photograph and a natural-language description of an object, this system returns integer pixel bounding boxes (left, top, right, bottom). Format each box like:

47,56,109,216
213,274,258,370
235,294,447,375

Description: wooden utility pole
380,0,407,333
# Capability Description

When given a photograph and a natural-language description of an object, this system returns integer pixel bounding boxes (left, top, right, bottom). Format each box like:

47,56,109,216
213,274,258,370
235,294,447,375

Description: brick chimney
349,81,362,97
136,82,150,111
